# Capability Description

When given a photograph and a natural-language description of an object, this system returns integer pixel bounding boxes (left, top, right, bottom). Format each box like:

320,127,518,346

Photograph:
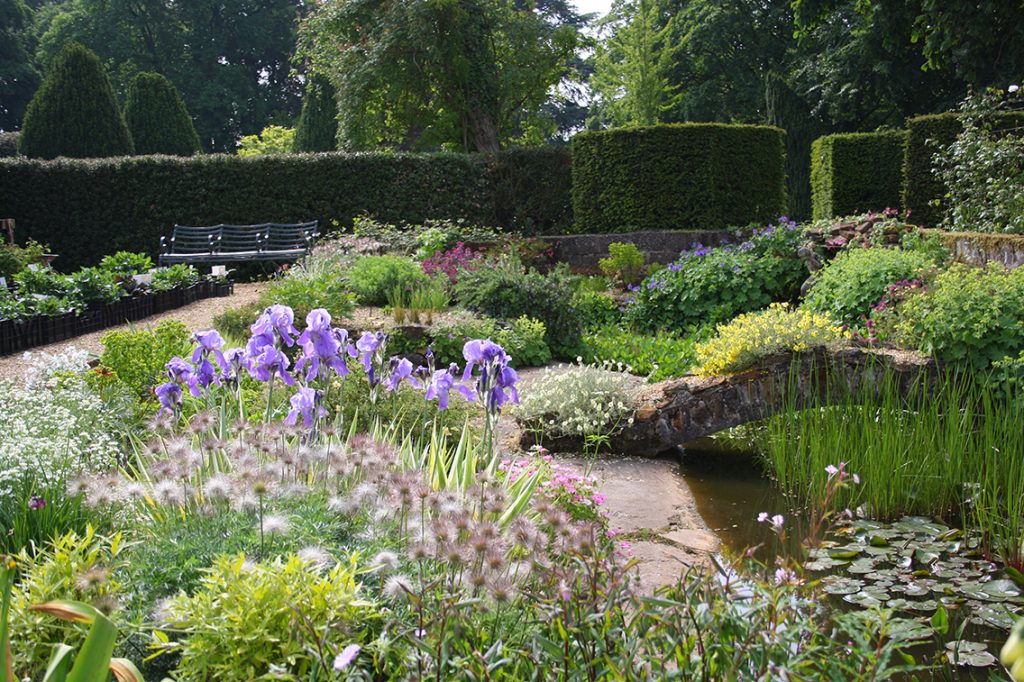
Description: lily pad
821,576,865,595
945,641,997,667
844,591,883,607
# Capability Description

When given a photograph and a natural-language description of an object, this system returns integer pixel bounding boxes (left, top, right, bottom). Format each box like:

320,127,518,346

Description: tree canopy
124,71,201,156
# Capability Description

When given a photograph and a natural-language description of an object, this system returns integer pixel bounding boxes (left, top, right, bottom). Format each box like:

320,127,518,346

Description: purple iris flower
251,304,299,348
246,344,296,386
222,347,246,382
285,387,327,428
425,364,476,410
384,357,421,392
191,329,228,371
356,331,385,373
155,381,182,415
295,309,351,381
189,357,222,396
461,339,519,414
166,357,195,384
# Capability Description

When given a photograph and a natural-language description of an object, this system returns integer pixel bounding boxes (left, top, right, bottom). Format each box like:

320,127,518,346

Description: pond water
676,437,1019,678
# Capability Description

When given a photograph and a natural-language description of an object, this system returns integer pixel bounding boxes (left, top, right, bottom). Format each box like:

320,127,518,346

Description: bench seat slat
159,221,318,265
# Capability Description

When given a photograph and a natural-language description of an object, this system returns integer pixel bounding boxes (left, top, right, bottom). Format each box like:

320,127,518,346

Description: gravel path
0,283,265,384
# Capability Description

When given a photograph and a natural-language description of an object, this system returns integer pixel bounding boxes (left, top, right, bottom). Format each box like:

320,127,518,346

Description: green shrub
68,266,121,304
156,553,372,682
150,264,198,291
598,242,646,287
810,131,907,220
0,153,496,270
570,124,786,233
427,317,500,367
262,266,355,321
344,255,426,306
99,251,154,279
454,260,584,359
498,316,551,367
14,266,72,298
292,75,338,153
123,72,202,156
573,289,622,330
17,43,133,159
803,246,937,325
903,111,1024,227
625,221,806,332
237,124,295,156
0,239,46,280
100,320,193,397
212,302,264,343
0,132,19,157
580,327,708,382
892,263,1024,370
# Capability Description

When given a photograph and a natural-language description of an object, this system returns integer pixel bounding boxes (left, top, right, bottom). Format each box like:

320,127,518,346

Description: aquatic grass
757,363,1024,567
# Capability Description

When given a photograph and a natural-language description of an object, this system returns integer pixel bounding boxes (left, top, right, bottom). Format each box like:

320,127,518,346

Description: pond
678,437,1021,676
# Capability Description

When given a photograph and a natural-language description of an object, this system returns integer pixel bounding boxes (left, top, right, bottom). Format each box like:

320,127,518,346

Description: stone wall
926,230,1024,270
551,229,748,272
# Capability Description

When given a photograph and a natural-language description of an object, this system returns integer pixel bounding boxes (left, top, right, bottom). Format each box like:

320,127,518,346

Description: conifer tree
18,43,133,159
292,76,338,153
124,71,202,155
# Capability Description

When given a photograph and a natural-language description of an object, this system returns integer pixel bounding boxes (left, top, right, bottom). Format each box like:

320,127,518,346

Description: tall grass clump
756,364,1024,568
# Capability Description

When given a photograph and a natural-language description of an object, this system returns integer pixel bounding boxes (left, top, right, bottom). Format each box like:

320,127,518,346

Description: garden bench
158,221,319,265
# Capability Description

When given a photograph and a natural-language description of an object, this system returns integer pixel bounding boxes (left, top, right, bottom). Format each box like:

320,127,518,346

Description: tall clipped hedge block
293,76,338,153
486,146,572,232
0,148,574,270
570,124,787,233
903,112,1024,227
124,72,202,156
17,43,133,159
810,131,907,220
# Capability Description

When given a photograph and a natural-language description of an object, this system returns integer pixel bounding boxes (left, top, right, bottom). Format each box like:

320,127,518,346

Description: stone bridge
521,347,936,456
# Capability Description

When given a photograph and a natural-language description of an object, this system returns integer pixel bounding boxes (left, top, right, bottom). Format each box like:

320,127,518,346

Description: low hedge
0,132,18,158
903,112,1024,227
570,124,787,233
810,131,907,220
0,148,573,270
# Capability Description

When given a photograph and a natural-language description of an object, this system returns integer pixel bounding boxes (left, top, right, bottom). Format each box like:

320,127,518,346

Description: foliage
589,0,681,127
572,289,621,330
0,239,46,280
0,132,19,157
298,0,579,152
32,0,304,152
581,326,708,382
8,527,127,678
98,252,152,279
211,302,264,344
421,242,488,284
803,246,936,325
0,152,539,271
17,43,133,160
625,221,807,331
123,71,201,156
598,241,647,288
758,368,1024,568
454,259,584,359
486,147,573,233
571,124,787,233
149,264,198,292
0,0,39,130
67,267,120,305
236,125,295,156
695,303,849,376
514,360,636,440
100,320,192,398
888,263,1024,370
261,264,355,323
153,554,370,682
933,89,1024,234
349,217,503,257
292,75,337,153
344,255,427,307
496,316,551,368
810,131,907,220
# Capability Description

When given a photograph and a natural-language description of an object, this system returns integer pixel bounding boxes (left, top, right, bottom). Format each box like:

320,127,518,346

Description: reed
756,364,1024,568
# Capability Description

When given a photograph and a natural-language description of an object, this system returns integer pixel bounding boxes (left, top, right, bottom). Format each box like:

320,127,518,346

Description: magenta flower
28,495,45,511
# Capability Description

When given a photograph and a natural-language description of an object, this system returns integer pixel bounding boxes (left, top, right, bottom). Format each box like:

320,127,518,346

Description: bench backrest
170,221,318,254
169,225,221,254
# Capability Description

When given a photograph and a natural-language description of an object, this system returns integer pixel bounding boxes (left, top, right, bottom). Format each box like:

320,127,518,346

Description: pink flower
333,644,360,670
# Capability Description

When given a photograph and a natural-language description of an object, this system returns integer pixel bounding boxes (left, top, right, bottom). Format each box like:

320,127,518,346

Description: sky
573,0,612,18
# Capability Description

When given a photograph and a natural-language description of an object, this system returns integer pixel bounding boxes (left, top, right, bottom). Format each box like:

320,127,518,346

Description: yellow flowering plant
695,303,850,376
